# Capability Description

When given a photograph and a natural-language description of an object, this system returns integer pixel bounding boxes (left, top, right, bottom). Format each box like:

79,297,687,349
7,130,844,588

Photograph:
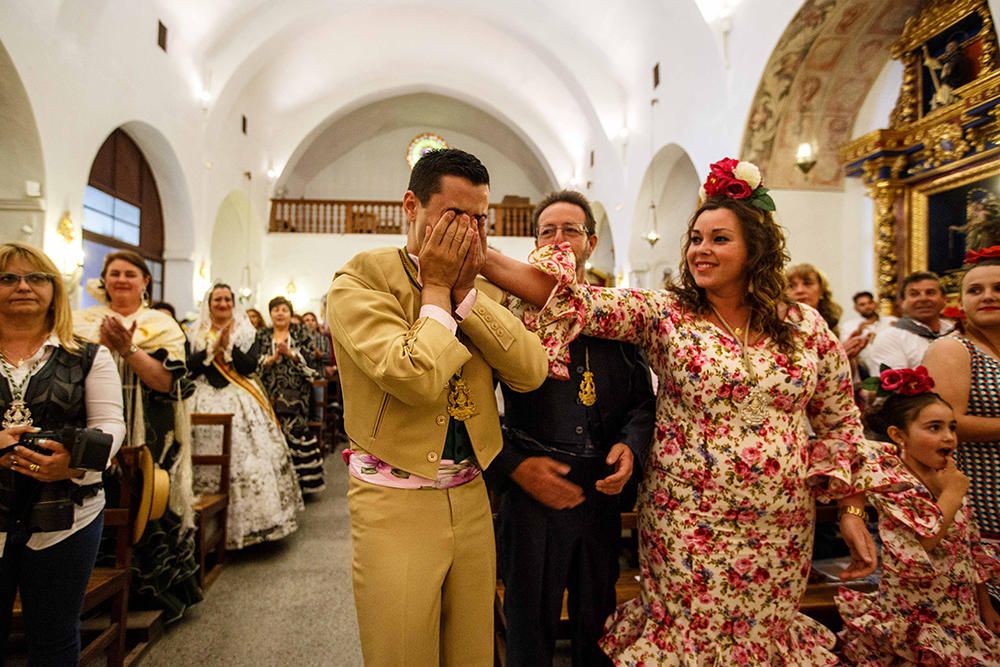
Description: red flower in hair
724,179,753,199
879,369,904,392
965,245,1000,264
898,366,935,396
941,305,966,321
709,157,740,177
866,365,935,397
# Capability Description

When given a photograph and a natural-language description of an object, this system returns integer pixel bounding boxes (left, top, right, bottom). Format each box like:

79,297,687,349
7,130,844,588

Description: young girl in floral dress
837,366,1000,665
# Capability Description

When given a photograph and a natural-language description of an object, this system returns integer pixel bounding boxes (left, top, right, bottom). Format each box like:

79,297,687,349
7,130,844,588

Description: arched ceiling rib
281,92,556,195
739,0,923,190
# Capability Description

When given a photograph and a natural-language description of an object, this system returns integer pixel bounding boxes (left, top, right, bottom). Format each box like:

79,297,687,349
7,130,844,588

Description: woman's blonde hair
786,263,842,336
0,242,79,352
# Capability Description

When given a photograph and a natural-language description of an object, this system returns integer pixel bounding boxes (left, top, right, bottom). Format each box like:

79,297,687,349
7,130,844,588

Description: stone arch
79,121,197,311
628,144,699,289
740,0,923,190
277,91,558,201
589,200,616,284
210,190,263,308
0,38,45,246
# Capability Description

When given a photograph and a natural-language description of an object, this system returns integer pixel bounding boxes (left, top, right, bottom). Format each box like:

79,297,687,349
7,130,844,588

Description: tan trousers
348,474,495,666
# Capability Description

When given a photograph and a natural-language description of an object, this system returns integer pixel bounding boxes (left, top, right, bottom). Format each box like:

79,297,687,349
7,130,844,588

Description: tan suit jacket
327,246,548,479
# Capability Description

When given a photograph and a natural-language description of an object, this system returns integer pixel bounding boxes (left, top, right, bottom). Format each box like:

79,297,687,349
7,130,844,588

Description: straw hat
133,445,170,544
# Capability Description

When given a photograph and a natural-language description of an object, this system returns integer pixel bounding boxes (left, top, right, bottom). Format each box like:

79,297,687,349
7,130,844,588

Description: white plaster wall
302,127,545,203
0,2,208,312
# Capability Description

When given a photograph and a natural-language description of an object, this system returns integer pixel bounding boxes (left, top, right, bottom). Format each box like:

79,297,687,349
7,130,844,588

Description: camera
0,428,114,533
18,427,113,471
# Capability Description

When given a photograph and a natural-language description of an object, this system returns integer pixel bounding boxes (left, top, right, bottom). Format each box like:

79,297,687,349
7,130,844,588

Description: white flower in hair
733,161,762,190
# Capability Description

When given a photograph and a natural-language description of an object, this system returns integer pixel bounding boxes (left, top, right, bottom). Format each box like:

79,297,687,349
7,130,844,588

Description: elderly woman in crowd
188,284,303,549
256,297,325,494
923,246,1000,599
73,250,202,621
484,158,905,665
0,243,125,664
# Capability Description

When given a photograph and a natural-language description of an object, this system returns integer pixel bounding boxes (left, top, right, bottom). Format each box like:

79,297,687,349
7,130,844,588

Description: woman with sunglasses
73,249,202,621
0,243,125,664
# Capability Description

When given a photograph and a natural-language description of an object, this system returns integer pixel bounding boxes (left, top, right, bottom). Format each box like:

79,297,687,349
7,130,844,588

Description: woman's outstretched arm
482,248,558,307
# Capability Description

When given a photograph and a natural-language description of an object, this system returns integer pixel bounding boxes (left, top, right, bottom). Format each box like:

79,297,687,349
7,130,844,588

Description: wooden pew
190,413,233,590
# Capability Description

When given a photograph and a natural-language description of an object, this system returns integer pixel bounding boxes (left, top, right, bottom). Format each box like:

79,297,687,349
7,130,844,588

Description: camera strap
69,482,103,506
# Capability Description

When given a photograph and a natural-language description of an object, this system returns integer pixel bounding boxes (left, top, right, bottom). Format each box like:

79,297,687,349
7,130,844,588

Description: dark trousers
0,514,104,666
499,459,619,667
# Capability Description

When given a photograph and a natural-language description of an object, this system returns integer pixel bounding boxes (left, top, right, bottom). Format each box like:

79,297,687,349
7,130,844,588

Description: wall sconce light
286,279,297,295
795,142,817,174
57,211,76,243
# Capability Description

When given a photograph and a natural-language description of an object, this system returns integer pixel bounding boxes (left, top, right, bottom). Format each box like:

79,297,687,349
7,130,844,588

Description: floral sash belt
342,449,480,490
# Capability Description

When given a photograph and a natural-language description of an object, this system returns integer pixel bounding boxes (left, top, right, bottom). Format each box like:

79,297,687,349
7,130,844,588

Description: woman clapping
73,250,202,621
188,285,303,549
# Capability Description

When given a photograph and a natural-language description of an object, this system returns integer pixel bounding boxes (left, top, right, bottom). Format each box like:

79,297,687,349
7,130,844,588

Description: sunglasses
0,272,55,287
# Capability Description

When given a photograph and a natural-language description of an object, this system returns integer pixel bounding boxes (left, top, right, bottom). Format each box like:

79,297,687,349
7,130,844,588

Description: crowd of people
0,146,997,665
0,244,338,664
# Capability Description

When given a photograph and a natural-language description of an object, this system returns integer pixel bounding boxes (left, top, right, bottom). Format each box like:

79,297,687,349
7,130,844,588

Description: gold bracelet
839,504,867,520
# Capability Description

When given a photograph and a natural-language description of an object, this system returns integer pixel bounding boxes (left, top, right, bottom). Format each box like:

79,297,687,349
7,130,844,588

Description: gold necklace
0,335,48,367
710,306,767,426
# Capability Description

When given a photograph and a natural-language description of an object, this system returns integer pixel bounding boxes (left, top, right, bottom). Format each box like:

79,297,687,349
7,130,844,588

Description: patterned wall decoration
741,0,924,190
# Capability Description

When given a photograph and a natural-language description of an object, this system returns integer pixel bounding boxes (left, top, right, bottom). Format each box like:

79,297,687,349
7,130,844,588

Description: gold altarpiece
840,0,1000,310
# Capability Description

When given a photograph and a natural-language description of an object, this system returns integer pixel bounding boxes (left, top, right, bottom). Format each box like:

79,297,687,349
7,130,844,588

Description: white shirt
865,319,955,376
840,315,897,372
0,337,126,551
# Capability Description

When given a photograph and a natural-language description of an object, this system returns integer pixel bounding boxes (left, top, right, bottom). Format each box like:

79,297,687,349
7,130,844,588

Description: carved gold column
867,179,904,314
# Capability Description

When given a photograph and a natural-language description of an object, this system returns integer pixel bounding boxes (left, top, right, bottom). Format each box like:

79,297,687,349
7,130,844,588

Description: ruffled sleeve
966,508,1000,585
505,242,584,380
801,307,911,500
507,242,674,379
870,481,944,581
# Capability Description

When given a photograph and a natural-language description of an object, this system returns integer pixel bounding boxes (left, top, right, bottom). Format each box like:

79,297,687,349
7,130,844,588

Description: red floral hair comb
699,157,775,212
861,365,935,397
965,245,1000,264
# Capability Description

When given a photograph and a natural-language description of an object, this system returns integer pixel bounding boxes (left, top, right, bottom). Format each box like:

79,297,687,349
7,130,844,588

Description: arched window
81,129,165,307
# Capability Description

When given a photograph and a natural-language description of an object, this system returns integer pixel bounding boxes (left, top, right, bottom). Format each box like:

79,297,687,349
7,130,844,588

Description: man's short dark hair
852,291,874,303
407,149,490,205
898,271,941,300
532,190,598,236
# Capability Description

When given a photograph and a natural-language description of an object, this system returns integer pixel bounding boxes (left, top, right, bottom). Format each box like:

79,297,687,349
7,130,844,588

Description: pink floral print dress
521,245,909,666
837,460,1000,666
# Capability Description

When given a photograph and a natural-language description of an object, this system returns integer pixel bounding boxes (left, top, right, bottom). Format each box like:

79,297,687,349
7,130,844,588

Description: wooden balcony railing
269,199,535,237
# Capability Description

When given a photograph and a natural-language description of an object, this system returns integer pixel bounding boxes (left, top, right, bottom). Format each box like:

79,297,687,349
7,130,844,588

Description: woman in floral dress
487,159,903,665
837,370,1000,664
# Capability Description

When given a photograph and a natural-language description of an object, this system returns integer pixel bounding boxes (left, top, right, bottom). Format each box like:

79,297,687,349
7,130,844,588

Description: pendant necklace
578,346,597,407
447,371,477,421
0,354,42,428
710,306,768,426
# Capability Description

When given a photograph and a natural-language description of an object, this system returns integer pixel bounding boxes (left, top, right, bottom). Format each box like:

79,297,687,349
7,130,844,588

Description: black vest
0,342,98,532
